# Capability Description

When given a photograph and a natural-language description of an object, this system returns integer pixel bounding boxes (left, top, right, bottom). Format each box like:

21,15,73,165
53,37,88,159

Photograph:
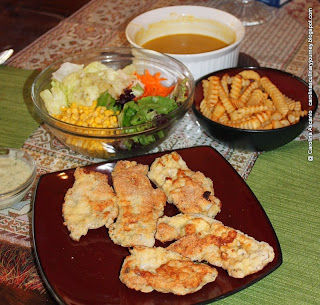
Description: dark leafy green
119,96,178,127
97,77,189,150
97,91,121,112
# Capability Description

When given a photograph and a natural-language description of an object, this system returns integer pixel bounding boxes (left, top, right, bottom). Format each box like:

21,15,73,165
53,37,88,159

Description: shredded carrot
135,70,175,98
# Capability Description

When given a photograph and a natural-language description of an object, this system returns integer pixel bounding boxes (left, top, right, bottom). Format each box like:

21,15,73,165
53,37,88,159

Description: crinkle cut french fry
263,98,276,111
211,102,226,121
256,111,271,123
206,76,220,107
288,112,299,124
202,79,210,97
271,112,282,121
239,81,259,104
272,120,284,129
231,99,246,109
263,123,273,130
218,112,230,125
284,96,303,112
280,119,290,127
239,70,261,81
219,85,236,114
199,70,308,130
293,102,302,112
231,117,261,130
221,74,229,97
230,105,268,121
284,95,296,108
200,99,213,119
229,74,243,100
247,89,267,106
228,116,251,126
260,77,289,117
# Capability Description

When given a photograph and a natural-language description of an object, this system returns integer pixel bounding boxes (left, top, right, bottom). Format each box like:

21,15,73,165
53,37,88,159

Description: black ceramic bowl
192,67,318,151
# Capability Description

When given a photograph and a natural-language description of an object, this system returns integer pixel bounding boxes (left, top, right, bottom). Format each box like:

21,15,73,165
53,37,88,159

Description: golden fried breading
62,168,118,241
119,247,218,295
148,152,221,218
167,218,275,278
156,213,215,243
109,161,166,247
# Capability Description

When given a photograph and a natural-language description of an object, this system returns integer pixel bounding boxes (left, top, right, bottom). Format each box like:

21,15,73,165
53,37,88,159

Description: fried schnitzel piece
109,161,167,247
119,247,218,295
62,168,118,241
148,152,221,217
167,217,275,278
156,213,215,243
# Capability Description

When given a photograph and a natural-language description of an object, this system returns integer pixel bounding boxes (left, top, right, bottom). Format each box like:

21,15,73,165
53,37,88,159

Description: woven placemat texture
0,66,41,148
217,140,319,305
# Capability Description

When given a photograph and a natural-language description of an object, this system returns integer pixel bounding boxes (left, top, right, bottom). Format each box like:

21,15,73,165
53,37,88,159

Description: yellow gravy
142,34,229,54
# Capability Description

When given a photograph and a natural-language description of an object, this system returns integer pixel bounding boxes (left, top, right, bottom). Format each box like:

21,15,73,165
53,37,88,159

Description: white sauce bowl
0,148,36,210
126,6,245,81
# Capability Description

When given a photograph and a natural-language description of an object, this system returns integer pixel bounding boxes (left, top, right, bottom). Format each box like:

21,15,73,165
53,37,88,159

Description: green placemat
0,66,41,148
217,140,320,305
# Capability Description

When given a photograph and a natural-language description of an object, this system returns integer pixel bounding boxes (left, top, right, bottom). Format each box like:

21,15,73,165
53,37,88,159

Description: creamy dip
0,157,32,194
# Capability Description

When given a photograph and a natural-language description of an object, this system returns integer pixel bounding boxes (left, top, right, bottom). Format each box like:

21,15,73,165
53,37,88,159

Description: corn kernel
71,114,79,121
95,117,102,124
54,100,118,129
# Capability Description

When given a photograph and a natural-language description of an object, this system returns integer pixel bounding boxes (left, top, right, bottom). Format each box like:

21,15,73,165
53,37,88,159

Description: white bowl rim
125,5,245,58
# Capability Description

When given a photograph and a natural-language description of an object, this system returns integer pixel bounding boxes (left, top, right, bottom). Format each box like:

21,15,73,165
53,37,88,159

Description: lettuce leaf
118,96,178,127
97,91,121,113
169,77,188,104
52,62,84,82
40,85,67,115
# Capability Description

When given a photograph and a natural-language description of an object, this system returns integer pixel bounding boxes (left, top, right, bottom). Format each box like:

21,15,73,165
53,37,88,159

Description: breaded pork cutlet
109,161,167,247
156,213,215,243
119,247,218,295
62,168,118,241
166,215,275,278
148,152,222,218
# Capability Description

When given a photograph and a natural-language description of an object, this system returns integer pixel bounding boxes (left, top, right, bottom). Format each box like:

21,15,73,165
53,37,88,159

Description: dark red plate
32,146,282,305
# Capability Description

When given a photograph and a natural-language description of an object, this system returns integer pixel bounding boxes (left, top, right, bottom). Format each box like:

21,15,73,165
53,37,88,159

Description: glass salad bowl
31,47,194,159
